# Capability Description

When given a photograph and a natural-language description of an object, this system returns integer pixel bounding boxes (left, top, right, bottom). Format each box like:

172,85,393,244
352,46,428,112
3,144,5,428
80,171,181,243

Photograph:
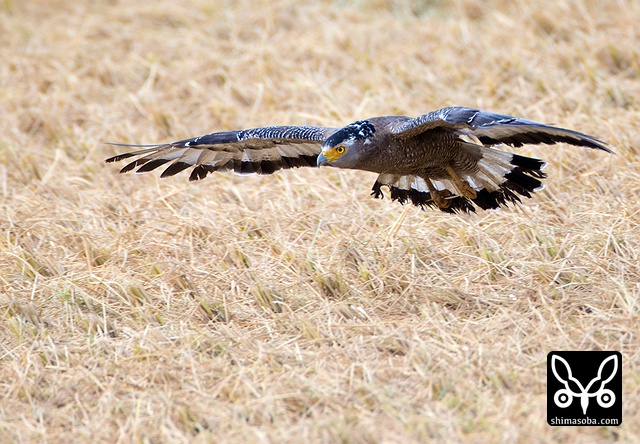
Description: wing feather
391,106,612,153
106,125,338,180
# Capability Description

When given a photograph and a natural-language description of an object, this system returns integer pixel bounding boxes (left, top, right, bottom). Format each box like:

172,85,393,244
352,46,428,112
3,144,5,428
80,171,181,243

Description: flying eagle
106,106,612,213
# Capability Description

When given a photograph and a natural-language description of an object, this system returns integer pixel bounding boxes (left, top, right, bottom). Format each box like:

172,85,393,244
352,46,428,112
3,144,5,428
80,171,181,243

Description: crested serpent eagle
106,106,612,213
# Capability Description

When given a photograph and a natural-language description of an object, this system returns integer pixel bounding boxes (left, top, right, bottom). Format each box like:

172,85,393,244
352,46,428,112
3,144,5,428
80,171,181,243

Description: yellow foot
459,180,477,199
432,190,450,209
446,166,477,199
427,181,452,209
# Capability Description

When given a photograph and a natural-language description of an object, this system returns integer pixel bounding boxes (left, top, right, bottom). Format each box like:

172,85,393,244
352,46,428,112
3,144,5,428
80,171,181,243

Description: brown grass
1,0,639,442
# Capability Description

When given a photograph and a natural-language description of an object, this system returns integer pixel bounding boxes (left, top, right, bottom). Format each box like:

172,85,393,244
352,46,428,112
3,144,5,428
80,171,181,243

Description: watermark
547,351,622,426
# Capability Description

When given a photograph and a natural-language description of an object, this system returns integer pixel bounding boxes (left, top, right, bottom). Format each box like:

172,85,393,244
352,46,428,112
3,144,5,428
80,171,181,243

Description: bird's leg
426,179,451,209
445,166,477,199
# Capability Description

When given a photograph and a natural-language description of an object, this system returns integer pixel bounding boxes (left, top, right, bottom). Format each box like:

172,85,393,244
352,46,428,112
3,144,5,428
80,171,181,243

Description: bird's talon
446,166,477,200
460,181,477,199
432,189,451,208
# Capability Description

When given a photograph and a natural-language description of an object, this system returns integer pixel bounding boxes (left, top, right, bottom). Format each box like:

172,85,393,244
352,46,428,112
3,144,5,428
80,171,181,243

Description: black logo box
547,351,622,426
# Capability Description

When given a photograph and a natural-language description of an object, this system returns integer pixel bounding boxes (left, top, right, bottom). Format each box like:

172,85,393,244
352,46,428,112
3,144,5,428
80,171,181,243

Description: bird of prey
106,106,612,213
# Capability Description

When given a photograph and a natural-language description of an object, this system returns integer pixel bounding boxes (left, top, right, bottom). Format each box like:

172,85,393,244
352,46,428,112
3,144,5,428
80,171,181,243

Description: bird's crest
324,120,376,146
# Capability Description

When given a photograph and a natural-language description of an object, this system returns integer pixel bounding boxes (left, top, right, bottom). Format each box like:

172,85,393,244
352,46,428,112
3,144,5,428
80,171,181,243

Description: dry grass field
1,0,639,442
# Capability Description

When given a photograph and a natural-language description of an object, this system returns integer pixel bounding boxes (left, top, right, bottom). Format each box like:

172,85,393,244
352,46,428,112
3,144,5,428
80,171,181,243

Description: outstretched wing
106,125,338,181
391,106,612,152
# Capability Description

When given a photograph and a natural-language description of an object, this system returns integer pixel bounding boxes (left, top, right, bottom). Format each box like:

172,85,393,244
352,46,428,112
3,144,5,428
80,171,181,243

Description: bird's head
317,120,376,169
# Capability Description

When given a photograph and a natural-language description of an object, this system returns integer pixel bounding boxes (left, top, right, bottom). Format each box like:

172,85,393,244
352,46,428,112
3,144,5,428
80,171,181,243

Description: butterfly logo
551,354,618,415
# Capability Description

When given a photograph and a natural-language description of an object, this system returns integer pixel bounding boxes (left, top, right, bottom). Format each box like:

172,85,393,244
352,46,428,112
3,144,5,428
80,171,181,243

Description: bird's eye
335,146,345,154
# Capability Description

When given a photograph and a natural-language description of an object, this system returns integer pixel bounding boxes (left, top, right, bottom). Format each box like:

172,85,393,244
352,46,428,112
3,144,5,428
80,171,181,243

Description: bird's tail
459,143,547,211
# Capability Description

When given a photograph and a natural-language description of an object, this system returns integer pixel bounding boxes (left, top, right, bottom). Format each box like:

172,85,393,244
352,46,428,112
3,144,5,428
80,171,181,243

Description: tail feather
510,153,547,179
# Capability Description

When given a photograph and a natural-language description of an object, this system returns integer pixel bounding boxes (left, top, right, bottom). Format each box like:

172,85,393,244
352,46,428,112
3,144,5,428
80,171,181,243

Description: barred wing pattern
391,106,612,152
106,125,338,181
